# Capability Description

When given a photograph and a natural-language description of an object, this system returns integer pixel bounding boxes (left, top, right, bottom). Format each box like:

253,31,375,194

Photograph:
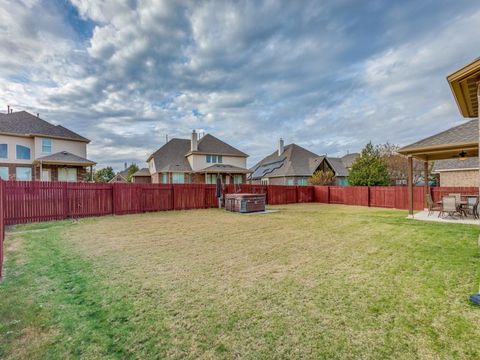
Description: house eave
446,58,480,118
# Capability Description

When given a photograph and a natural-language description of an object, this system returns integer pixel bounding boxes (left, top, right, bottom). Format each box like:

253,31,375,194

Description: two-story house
0,110,95,181
147,131,249,184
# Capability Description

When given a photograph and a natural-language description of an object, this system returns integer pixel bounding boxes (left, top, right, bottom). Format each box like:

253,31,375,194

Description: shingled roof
251,144,358,180
148,139,192,172
147,134,248,172
35,151,96,165
399,119,478,152
0,111,90,142
192,134,248,157
132,168,151,177
250,144,323,179
432,158,479,172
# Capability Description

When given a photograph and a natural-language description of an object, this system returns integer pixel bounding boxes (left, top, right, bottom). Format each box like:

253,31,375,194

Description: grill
225,193,266,213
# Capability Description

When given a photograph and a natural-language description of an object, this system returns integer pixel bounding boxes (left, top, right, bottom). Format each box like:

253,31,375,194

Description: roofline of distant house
185,150,248,157
0,131,90,143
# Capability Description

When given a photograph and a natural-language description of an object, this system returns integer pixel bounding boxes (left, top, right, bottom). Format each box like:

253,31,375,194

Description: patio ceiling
447,57,480,118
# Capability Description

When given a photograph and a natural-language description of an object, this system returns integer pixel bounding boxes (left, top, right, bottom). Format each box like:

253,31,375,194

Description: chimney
37,113,39,117
278,138,284,156
7,105,9,114
191,130,198,152
124,162,127,170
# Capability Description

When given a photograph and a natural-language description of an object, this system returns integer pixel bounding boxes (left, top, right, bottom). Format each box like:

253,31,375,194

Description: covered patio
398,58,480,223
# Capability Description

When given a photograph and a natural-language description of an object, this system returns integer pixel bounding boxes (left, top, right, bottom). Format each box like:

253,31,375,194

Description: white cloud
1,1,480,170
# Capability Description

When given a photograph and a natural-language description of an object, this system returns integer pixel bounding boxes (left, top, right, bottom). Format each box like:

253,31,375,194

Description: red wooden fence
314,185,425,210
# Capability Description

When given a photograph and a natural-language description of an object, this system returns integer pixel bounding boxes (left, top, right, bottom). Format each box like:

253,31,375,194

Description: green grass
1,204,480,359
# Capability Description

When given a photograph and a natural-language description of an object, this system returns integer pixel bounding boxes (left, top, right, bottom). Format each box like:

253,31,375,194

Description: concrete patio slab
410,210,480,225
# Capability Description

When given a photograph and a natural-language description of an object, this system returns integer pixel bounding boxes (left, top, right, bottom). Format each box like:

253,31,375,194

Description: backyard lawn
1,204,480,359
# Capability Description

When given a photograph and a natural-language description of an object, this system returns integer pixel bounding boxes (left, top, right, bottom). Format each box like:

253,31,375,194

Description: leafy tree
348,142,390,186
309,170,335,185
126,163,139,182
94,166,115,183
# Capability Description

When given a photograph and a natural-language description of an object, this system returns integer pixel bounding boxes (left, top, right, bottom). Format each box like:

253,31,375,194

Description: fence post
111,183,116,215
63,182,69,219
367,186,371,207
327,186,330,204
0,180,4,278
171,184,175,210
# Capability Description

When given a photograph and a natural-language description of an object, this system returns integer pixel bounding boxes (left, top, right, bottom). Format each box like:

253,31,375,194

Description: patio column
423,160,429,210
478,82,480,208
407,155,414,217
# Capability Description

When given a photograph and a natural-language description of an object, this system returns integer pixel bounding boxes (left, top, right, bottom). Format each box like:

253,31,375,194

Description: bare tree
309,170,335,185
376,143,429,185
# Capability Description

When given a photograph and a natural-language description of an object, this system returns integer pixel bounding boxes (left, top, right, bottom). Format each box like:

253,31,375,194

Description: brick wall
439,170,479,187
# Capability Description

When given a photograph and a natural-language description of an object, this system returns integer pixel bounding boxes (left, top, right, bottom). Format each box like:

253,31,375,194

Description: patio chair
439,196,461,218
466,196,480,219
448,193,465,215
426,193,441,216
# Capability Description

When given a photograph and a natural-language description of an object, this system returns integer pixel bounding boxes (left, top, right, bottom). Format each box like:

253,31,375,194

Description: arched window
16,145,31,160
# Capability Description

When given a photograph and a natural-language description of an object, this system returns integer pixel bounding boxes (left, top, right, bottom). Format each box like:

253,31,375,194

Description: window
162,173,168,184
16,167,32,180
58,168,77,182
297,178,308,186
172,173,184,184
206,155,221,163
0,144,7,159
233,175,242,184
42,138,52,154
206,174,217,184
16,145,31,160
0,167,8,180
287,178,295,186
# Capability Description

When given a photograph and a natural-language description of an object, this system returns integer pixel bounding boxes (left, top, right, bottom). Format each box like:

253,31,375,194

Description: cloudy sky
1,0,479,170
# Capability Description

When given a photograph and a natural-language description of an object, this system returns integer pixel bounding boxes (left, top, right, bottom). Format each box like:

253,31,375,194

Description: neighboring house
432,158,479,187
109,169,129,183
0,110,95,181
131,168,151,183
147,131,249,184
249,139,358,186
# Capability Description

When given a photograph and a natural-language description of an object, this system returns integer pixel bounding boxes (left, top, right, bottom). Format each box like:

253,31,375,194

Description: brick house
432,157,479,187
146,131,249,184
0,110,95,181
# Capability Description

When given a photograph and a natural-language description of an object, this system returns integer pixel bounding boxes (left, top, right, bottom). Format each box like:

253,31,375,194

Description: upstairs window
42,138,52,154
16,145,31,160
0,144,7,159
206,155,222,163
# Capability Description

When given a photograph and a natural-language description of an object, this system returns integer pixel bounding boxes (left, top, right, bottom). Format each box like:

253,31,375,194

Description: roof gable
148,138,192,172
250,143,321,179
195,134,248,157
0,111,90,142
